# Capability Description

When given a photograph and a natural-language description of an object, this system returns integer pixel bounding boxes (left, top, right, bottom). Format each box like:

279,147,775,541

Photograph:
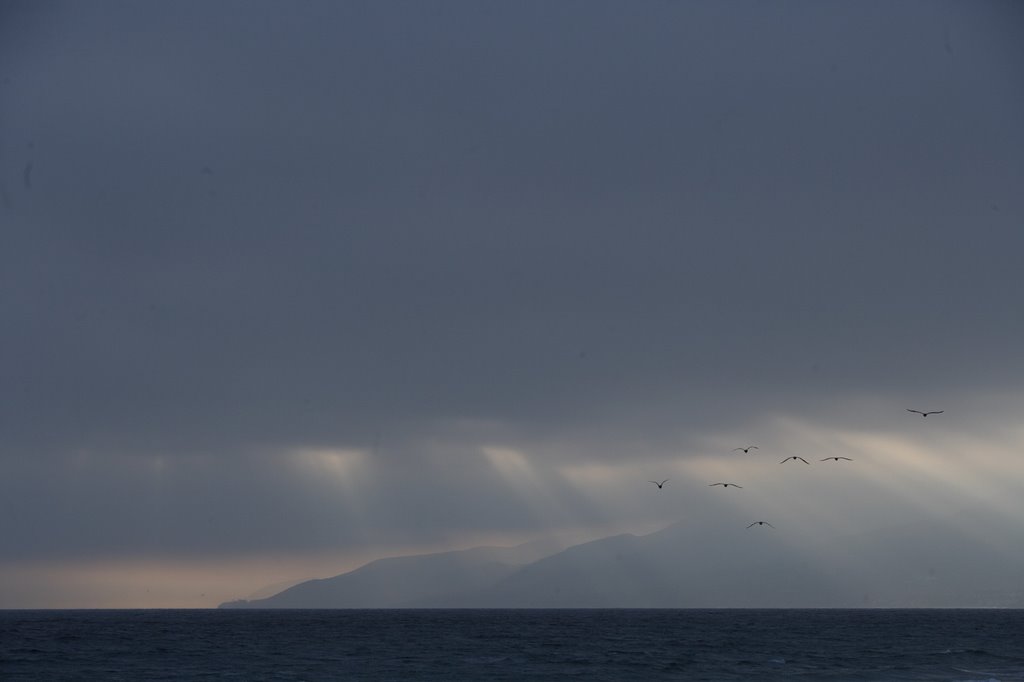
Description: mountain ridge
220,512,1024,609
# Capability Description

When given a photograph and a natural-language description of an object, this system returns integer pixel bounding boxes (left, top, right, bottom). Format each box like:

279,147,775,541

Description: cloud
1,0,1023,605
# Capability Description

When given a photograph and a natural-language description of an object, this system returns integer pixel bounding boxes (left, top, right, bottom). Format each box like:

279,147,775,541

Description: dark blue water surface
2,609,1023,681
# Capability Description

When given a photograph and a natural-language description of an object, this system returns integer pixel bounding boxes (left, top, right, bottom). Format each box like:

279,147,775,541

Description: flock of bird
648,408,944,529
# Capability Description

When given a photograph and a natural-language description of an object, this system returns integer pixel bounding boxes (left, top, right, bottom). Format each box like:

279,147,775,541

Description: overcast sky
1,0,1022,607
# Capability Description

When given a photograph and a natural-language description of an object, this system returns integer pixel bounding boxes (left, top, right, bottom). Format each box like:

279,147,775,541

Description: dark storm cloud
0,434,631,561
1,1,1023,565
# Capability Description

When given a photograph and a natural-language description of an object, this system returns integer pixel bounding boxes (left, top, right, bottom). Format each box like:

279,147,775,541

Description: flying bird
709,482,743,488
733,446,758,453
907,409,944,417
780,456,809,464
648,479,669,489
820,456,852,462
747,521,775,528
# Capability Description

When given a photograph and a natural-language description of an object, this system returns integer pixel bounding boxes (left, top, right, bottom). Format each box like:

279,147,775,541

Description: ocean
2,609,1022,681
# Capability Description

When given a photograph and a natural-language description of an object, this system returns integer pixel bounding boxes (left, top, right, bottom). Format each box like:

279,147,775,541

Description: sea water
2,609,1022,681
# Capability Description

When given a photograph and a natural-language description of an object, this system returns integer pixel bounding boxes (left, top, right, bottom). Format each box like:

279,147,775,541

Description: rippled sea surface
2,609,1023,681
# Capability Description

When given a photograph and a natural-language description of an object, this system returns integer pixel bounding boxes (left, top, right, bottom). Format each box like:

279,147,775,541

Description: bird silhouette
709,482,743,488
648,479,668,489
820,456,852,462
733,446,758,453
907,409,944,417
780,456,809,464
747,521,774,528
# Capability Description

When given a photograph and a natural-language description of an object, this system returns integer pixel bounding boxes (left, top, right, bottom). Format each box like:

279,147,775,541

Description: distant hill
449,511,1024,608
221,510,1024,608
442,521,844,608
219,539,563,608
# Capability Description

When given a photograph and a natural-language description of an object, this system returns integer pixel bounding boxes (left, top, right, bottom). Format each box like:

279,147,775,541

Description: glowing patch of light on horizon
683,413,1023,567
732,415,1024,563
0,551,389,609
821,429,1020,516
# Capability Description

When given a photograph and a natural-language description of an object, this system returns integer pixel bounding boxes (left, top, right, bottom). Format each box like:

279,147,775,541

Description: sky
1,0,1023,608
